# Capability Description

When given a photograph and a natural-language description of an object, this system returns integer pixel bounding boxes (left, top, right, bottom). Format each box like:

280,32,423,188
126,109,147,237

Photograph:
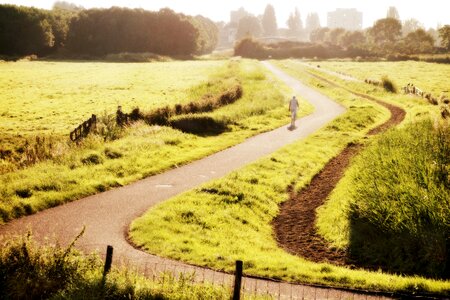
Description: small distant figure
288,96,299,129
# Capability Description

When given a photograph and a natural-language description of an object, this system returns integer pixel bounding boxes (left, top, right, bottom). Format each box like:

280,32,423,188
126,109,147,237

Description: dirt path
273,70,406,266
0,63,399,299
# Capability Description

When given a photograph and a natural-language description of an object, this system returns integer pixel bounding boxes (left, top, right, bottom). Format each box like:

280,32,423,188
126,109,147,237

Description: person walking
289,96,299,129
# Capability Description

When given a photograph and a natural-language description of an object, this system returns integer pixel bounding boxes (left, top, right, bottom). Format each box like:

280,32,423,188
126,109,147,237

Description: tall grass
0,233,253,300
335,120,449,278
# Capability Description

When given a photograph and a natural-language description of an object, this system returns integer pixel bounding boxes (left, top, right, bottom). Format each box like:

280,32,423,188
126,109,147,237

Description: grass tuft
381,75,397,93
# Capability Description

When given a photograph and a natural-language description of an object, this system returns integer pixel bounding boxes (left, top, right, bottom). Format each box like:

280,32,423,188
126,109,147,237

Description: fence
69,114,97,142
95,244,394,300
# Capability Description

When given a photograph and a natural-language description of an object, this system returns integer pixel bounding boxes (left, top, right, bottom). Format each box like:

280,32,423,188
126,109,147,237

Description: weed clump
15,188,32,198
381,75,397,93
81,153,103,165
0,231,89,300
104,148,123,159
0,232,233,299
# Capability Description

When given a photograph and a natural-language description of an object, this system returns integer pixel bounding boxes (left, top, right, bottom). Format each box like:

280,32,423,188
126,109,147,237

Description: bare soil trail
0,62,400,299
273,70,406,266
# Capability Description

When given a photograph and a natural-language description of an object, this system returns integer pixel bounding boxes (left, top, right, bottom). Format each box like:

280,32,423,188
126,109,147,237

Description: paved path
299,61,361,82
0,62,394,299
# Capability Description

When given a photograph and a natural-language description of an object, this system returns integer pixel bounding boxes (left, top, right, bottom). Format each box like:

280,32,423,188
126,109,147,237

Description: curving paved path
0,62,394,299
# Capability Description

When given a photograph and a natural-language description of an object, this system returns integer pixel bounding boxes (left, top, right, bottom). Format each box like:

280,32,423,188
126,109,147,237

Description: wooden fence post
232,260,243,300
103,245,114,277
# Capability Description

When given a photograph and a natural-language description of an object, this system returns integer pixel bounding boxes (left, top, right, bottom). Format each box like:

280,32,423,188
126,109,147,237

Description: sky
1,0,449,29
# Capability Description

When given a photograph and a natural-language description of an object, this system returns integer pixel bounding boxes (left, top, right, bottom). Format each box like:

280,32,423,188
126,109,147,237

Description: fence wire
80,243,393,300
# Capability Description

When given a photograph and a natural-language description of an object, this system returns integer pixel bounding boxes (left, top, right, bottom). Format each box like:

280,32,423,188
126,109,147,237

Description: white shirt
289,98,299,112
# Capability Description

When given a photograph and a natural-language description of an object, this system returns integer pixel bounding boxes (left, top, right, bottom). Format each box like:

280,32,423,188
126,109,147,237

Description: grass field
305,60,450,97
0,59,307,223
130,60,450,295
0,60,226,136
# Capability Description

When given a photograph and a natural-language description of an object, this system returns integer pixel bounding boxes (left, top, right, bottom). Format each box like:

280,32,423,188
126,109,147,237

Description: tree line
308,18,450,56
0,3,218,57
235,16,450,60
232,4,449,57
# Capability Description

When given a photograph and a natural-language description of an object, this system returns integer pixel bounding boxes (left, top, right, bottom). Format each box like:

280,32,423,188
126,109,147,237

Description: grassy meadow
0,60,225,136
130,60,450,295
305,60,450,97
0,59,306,223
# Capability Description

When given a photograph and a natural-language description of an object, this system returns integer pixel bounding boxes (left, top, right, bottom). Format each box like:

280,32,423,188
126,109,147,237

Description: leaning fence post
232,260,243,300
103,245,113,277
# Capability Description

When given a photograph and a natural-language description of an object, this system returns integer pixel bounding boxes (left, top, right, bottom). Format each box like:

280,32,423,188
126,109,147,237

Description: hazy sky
1,0,449,29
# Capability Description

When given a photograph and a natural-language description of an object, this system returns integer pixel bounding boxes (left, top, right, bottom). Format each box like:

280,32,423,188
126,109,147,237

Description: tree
402,19,423,36
236,15,262,40
262,4,277,36
403,29,434,54
327,28,346,45
52,1,84,11
192,15,219,54
305,12,320,40
310,27,330,43
66,7,200,56
287,8,302,37
0,5,55,56
340,31,365,47
368,18,402,46
438,25,450,50
386,6,400,20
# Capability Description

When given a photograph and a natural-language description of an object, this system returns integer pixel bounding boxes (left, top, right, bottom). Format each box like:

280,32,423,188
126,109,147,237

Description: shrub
234,38,268,59
15,188,33,198
381,75,397,93
104,148,123,159
0,230,89,300
81,153,103,165
97,112,123,141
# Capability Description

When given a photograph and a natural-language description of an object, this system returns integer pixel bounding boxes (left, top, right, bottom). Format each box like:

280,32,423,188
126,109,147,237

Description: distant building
218,7,251,48
327,8,362,31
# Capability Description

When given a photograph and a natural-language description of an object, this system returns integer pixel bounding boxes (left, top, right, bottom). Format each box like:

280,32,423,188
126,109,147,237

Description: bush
0,230,89,300
137,83,242,130
104,148,123,159
234,38,268,59
381,75,397,93
81,153,103,165
97,112,123,141
15,188,33,198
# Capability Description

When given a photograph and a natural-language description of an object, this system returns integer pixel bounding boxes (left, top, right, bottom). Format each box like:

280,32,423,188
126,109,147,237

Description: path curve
273,70,406,265
0,63,397,299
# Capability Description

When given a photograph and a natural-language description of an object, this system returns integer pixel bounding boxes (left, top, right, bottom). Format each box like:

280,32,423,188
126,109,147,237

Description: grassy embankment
130,60,450,295
0,59,305,223
0,233,268,300
311,60,450,278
